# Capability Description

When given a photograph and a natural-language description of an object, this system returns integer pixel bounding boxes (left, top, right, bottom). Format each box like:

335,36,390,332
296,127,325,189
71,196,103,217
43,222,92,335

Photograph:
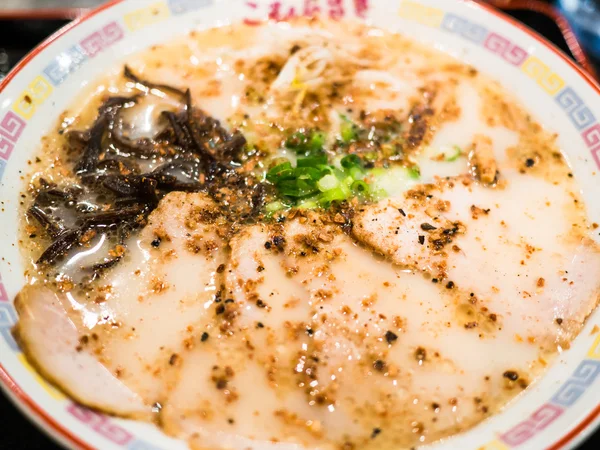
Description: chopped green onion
297,153,327,167
351,180,369,193
339,114,358,144
285,129,326,156
293,166,324,181
266,140,383,210
348,167,364,180
407,166,421,179
285,131,306,149
265,201,287,213
266,162,294,183
310,131,326,150
297,199,319,210
319,186,350,207
340,154,362,170
277,178,319,198
341,126,357,143
340,175,355,189
340,154,366,180
446,145,462,162
317,174,340,192
316,164,334,175
367,166,420,198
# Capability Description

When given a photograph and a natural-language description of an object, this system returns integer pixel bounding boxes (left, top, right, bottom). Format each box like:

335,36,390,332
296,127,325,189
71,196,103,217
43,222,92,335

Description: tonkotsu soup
13,18,600,450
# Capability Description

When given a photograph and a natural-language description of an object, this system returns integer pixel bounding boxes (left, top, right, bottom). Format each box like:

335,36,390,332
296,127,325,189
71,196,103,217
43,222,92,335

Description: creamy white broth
14,19,600,450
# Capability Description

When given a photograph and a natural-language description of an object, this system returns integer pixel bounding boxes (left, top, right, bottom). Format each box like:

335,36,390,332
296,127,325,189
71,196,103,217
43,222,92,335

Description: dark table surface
1,5,600,450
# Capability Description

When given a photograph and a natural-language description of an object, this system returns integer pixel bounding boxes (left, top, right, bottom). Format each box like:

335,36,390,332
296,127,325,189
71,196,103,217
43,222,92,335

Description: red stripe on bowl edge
0,8,88,20
0,0,123,94
0,2,122,447
472,0,600,92
0,364,92,450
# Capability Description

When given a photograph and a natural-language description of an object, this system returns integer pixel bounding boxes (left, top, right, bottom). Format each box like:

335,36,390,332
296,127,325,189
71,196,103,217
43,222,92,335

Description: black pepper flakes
151,237,161,248
420,223,437,231
555,318,563,325
264,241,272,250
503,370,519,381
525,158,535,167
215,304,225,315
446,281,455,289
256,322,265,328
385,330,398,344
169,354,179,365
415,347,427,361
398,208,406,217
371,428,382,439
201,332,209,342
418,235,425,245
216,264,225,273
273,235,285,249
373,360,386,371
256,299,266,308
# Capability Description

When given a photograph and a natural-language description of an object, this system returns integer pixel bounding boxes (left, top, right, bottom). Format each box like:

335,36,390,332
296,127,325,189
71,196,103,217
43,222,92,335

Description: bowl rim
0,1,599,449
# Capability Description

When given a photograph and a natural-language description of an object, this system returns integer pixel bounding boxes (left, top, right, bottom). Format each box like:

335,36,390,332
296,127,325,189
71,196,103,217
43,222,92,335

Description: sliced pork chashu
161,221,328,449
162,214,552,448
14,285,148,416
14,192,228,416
14,184,600,448
353,173,600,346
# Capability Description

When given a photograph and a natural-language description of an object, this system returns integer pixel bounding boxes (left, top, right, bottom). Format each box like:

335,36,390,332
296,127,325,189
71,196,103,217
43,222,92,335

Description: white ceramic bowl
1,1,599,449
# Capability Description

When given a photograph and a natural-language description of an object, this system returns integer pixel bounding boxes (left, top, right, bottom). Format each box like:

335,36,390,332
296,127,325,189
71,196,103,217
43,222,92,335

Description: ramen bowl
0,0,599,449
